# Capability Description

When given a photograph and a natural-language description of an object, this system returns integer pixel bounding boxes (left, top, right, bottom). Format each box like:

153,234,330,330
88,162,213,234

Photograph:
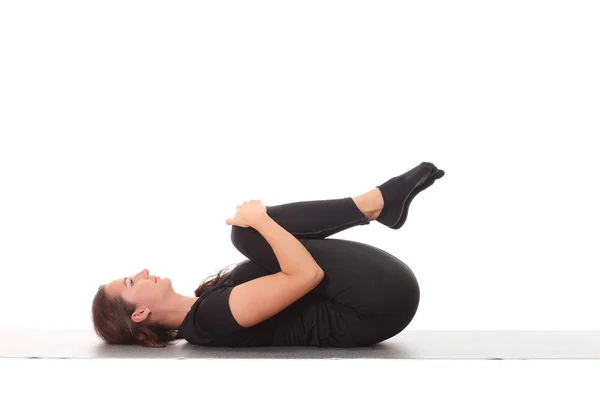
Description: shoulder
194,284,245,336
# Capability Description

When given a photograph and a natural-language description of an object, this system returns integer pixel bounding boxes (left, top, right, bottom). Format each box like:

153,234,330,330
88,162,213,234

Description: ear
131,308,150,323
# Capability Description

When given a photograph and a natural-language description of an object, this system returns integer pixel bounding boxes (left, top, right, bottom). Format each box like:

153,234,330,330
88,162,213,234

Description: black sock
375,162,436,228
391,168,445,229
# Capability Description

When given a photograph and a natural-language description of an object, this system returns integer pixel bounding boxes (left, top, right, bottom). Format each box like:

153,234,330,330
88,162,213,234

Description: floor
2,329,599,398
1,329,599,359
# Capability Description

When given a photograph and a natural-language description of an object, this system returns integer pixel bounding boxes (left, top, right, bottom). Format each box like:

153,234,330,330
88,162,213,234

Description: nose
136,269,149,280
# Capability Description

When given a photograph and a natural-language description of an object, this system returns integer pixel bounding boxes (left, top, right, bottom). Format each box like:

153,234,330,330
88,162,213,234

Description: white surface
2,359,599,400
1,0,599,333
2,329,599,359
3,359,600,400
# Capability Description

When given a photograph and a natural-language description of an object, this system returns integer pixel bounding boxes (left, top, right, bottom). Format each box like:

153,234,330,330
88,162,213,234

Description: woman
92,161,445,348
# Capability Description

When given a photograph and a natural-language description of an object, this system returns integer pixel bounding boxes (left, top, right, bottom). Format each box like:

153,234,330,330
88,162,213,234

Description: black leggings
229,196,420,346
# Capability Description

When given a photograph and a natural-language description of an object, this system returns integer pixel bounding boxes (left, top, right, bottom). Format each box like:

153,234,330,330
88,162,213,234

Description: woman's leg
227,162,445,346
266,196,376,239
230,196,419,318
230,196,372,270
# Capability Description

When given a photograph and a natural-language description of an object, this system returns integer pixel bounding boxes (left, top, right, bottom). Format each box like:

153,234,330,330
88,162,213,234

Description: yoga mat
1,329,599,359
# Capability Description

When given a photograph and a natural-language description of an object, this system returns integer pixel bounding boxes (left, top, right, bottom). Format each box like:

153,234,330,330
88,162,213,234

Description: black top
175,263,353,347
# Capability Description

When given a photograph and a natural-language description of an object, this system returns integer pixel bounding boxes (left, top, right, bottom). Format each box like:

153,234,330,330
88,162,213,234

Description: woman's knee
230,226,253,252
230,225,268,261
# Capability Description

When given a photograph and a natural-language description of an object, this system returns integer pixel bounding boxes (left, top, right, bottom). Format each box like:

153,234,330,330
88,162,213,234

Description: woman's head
92,265,235,347
104,268,174,316
91,268,179,347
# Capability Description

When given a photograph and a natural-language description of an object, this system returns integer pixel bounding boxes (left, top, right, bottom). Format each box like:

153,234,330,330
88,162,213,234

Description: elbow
314,267,325,281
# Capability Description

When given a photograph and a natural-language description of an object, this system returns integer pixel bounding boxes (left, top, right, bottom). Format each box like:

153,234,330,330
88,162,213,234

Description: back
174,261,283,346
176,283,277,347
176,260,351,347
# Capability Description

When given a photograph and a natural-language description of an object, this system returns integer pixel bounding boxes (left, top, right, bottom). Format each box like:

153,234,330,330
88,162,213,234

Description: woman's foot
373,162,436,228
392,168,445,229
352,162,444,225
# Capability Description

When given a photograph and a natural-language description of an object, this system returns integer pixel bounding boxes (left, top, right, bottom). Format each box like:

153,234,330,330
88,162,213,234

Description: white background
1,0,599,335
2,2,600,398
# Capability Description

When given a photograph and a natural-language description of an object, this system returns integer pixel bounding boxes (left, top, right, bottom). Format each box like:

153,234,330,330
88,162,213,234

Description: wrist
250,213,271,229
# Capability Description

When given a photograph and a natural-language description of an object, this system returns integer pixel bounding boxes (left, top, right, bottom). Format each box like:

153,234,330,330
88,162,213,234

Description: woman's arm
251,213,324,278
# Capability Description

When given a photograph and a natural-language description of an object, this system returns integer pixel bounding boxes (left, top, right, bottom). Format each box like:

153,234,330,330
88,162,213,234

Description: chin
159,278,173,294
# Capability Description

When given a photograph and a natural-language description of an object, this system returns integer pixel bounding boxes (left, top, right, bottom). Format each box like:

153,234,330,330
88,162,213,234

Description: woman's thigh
227,251,419,347
301,238,420,318
340,305,418,346
231,232,420,320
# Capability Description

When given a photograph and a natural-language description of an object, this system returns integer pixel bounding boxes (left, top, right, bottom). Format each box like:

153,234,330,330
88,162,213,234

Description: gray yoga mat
1,329,599,359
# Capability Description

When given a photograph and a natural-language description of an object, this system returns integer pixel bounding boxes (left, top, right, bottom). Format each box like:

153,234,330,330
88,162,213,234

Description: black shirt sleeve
195,285,245,337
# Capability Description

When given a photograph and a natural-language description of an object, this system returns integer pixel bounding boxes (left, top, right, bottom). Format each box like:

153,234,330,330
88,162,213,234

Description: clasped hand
225,199,267,228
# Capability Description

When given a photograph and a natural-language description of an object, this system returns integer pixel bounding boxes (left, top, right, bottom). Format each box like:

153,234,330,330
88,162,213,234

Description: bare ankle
352,188,384,221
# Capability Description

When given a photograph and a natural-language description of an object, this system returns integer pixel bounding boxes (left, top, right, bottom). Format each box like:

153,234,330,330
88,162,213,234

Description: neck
152,293,199,329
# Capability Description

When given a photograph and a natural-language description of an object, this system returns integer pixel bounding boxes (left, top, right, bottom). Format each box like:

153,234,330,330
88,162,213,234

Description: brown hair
91,263,236,348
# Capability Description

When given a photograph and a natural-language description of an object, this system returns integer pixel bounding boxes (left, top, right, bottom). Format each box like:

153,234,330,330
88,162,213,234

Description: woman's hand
225,200,268,228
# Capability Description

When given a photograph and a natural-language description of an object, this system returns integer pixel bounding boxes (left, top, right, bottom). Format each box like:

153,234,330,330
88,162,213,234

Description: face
104,268,174,320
